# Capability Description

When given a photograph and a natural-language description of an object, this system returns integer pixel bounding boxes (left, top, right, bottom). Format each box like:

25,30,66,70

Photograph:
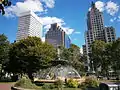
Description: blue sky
0,0,120,48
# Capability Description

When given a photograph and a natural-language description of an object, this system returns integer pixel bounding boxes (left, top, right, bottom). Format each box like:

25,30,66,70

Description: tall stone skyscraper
87,2,105,41
16,11,42,41
83,2,116,71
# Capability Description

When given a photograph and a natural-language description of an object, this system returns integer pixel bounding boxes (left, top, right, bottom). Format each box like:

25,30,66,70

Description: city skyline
0,0,120,48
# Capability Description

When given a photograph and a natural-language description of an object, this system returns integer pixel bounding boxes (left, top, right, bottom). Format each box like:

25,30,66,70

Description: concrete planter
11,86,36,90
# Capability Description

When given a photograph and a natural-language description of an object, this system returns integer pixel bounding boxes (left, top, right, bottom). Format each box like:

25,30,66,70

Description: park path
0,83,14,90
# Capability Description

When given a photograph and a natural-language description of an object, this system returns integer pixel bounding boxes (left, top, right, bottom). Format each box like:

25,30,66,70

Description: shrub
42,83,55,89
66,78,79,88
85,77,99,88
54,79,64,88
49,84,55,89
78,82,88,90
79,77,99,89
14,75,40,89
42,83,50,89
0,76,12,82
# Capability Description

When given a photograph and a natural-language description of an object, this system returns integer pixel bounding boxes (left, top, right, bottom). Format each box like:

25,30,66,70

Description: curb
11,86,35,90
11,87,21,90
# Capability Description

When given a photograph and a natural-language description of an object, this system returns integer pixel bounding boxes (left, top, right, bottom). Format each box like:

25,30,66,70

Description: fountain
47,64,81,80
34,46,81,82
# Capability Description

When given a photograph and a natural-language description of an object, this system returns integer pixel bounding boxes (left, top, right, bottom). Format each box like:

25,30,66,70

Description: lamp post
57,45,61,60
91,60,95,74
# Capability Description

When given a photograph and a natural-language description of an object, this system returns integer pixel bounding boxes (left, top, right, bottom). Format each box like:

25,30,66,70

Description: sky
0,0,120,48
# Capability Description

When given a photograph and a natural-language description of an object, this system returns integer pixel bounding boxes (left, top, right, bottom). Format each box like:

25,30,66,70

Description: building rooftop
18,11,42,24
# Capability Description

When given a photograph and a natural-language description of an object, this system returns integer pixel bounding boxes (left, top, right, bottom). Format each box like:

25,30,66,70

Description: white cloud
41,0,55,8
74,31,81,34
92,1,120,16
44,24,51,31
106,1,119,16
62,27,74,35
40,16,65,26
73,38,77,41
110,17,117,22
119,16,120,19
4,0,55,17
4,0,74,35
95,1,105,12
40,16,74,35
41,16,74,40
117,16,120,22
110,19,114,22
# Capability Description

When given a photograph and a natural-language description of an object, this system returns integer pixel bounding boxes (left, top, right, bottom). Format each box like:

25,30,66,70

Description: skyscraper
87,2,105,41
83,2,116,71
64,34,71,48
104,27,116,43
45,23,71,48
16,11,42,41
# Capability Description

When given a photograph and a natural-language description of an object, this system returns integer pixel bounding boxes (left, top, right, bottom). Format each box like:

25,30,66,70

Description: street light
91,60,95,74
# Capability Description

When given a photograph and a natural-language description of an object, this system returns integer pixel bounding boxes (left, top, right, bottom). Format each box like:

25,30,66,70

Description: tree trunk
27,71,33,80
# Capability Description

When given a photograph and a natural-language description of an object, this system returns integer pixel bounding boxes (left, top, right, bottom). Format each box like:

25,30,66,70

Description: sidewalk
0,83,14,90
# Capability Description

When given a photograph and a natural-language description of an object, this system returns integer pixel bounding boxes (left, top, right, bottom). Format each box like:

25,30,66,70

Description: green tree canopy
5,36,57,79
89,40,107,73
111,38,120,71
0,34,10,64
0,34,10,78
59,44,84,73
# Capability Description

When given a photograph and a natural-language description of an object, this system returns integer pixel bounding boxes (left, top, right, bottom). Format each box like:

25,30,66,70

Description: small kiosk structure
99,83,120,90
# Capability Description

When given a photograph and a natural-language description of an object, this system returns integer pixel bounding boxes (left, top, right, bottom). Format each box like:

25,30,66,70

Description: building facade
16,11,42,41
45,23,71,48
104,27,116,43
83,2,116,71
64,34,71,48
82,45,87,56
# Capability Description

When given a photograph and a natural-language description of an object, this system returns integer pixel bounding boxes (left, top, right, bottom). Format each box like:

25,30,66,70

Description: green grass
14,77,41,89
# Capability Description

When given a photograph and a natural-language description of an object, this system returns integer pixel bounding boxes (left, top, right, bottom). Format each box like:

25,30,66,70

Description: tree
59,44,84,73
5,36,57,79
89,40,107,74
59,46,71,61
111,39,120,72
68,44,84,72
0,34,10,78
89,39,120,77
0,0,11,15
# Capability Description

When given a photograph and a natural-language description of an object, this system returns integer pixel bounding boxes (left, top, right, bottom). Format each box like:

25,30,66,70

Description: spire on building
91,1,95,8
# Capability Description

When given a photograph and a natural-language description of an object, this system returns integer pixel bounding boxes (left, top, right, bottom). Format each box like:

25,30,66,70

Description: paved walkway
0,83,14,90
